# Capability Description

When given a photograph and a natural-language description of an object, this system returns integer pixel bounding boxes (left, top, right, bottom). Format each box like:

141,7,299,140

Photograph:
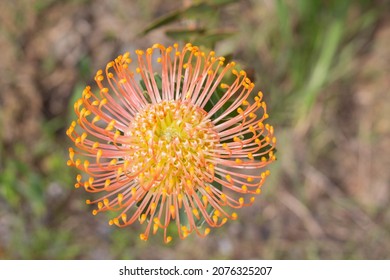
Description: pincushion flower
66,43,276,243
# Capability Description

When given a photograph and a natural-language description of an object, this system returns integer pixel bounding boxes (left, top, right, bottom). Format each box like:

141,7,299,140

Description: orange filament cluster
66,43,276,243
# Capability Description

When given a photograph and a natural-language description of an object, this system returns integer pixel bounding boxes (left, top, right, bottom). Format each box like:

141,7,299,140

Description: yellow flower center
126,100,217,194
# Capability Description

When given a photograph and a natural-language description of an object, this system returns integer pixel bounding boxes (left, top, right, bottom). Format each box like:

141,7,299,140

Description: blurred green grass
0,0,389,259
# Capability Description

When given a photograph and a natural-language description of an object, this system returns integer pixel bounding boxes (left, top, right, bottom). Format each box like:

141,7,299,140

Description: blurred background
0,0,389,259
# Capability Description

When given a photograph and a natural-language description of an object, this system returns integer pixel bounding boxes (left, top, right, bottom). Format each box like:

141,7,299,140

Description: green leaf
297,18,344,121
140,10,182,35
140,3,209,35
140,0,237,36
139,79,152,103
165,28,206,42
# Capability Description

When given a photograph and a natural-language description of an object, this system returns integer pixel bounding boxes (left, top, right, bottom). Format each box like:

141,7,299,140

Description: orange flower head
66,43,276,243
